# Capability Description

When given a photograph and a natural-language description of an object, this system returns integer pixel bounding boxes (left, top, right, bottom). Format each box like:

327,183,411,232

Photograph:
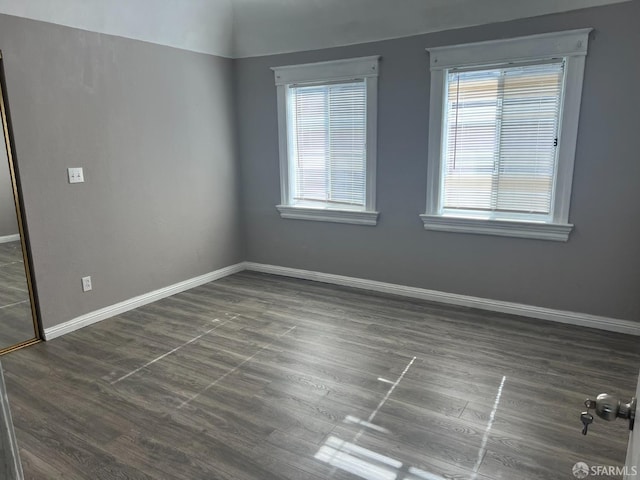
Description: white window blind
288,81,367,208
442,61,565,219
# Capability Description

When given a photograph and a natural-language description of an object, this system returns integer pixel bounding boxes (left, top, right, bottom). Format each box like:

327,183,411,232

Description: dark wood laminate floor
2,271,639,479
0,241,36,349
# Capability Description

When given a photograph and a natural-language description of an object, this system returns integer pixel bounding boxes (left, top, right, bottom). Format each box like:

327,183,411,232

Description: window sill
419,214,573,241
277,205,379,226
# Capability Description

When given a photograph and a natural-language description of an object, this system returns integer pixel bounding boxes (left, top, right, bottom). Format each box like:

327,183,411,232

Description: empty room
0,0,638,478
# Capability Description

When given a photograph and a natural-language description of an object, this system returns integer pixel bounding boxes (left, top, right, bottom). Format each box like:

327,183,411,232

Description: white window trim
272,56,380,226
421,29,592,242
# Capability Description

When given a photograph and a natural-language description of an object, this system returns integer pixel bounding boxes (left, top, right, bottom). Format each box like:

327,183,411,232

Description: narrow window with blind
288,81,366,207
272,57,380,226
422,30,591,241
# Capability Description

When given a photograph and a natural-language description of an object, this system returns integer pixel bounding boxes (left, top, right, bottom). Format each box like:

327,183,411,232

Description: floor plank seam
109,314,239,385
178,324,298,409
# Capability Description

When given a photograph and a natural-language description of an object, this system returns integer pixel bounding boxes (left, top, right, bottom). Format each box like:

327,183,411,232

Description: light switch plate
67,167,84,184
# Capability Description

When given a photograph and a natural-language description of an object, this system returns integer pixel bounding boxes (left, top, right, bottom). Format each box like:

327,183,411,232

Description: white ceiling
0,0,631,58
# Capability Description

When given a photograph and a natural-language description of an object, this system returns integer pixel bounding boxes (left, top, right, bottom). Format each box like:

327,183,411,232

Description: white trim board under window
421,29,592,241
272,56,380,226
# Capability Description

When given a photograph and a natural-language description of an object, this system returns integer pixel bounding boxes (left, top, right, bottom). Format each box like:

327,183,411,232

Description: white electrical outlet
67,167,85,184
81,276,92,292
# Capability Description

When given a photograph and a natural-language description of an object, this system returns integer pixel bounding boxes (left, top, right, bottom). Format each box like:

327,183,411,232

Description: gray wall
236,1,640,321
0,131,18,238
0,14,243,329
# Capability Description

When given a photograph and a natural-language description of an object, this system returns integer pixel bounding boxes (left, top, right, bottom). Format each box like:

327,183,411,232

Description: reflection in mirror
0,112,37,351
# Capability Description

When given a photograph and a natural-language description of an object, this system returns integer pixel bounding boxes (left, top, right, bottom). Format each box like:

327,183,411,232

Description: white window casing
272,56,380,226
421,29,592,241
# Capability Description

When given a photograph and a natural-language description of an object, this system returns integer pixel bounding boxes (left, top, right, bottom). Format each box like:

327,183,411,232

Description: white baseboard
43,262,245,341
0,234,19,244
44,259,640,341
244,262,640,336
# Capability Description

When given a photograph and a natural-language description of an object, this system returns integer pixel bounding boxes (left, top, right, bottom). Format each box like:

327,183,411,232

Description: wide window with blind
272,57,379,226
422,29,591,241
442,61,564,220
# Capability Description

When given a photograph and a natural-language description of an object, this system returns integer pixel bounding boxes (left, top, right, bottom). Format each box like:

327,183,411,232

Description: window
422,30,592,241
272,56,379,225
